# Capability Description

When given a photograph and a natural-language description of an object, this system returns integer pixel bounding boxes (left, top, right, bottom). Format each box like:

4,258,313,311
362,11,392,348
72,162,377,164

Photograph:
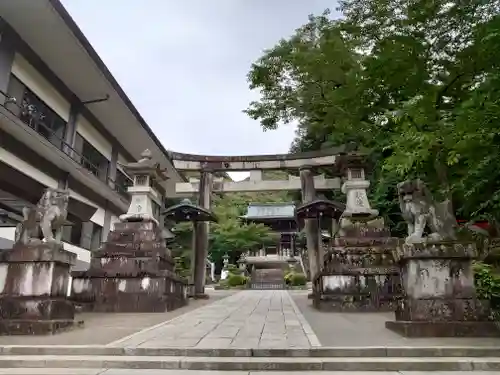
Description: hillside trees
245,0,500,230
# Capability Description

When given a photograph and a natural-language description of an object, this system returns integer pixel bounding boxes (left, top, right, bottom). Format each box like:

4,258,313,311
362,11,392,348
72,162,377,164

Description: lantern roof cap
124,149,169,181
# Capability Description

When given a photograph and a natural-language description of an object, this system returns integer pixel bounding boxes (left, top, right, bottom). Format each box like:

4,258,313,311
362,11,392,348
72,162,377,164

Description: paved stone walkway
0,292,234,346
109,290,320,349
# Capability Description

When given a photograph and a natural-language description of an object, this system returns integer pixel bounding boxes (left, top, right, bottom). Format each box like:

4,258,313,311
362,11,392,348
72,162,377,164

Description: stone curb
0,346,499,357
0,356,498,371
285,290,321,347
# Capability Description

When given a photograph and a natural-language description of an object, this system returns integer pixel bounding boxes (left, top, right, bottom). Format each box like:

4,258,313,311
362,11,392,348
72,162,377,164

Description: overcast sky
60,0,338,180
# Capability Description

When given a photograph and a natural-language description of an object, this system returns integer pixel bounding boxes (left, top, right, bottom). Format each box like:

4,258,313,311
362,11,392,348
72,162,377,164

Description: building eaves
48,0,187,182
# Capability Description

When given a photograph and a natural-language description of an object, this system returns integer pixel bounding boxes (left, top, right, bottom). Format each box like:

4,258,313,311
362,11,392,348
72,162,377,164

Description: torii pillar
299,166,322,280
192,171,213,298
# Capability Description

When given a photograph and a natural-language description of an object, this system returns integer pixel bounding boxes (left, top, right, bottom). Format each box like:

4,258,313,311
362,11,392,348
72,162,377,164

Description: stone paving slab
0,291,234,346
110,290,319,349
290,290,500,347
0,371,496,375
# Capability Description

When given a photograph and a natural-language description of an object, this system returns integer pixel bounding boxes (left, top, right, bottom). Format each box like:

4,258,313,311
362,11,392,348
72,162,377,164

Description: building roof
0,0,185,190
241,203,296,220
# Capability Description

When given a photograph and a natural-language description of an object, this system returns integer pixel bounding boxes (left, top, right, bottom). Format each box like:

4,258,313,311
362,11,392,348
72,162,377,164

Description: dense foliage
473,261,500,319
284,271,307,287
245,0,500,232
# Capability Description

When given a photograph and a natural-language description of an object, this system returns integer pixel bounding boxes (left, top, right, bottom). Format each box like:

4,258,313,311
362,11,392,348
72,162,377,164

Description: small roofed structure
295,199,345,221
163,199,217,223
163,198,217,299
295,199,346,282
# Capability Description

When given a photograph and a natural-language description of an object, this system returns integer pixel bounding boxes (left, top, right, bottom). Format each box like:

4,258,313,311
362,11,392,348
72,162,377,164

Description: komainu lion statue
397,179,457,244
15,188,69,245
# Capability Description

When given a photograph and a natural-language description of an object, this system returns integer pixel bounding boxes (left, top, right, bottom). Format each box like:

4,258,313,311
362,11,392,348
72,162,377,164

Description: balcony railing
0,90,130,200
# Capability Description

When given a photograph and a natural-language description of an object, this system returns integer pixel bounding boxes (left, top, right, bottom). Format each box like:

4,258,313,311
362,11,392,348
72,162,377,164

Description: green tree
245,1,500,230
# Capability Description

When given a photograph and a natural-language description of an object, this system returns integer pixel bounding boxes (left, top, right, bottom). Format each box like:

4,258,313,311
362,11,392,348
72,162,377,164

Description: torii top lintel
167,147,348,172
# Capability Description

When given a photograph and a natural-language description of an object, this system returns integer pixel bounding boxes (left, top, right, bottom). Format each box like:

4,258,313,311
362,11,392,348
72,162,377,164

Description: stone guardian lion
15,188,70,245
397,179,457,244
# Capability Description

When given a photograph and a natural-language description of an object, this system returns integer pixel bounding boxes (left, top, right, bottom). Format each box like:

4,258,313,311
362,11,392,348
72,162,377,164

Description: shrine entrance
165,148,374,298
250,268,286,290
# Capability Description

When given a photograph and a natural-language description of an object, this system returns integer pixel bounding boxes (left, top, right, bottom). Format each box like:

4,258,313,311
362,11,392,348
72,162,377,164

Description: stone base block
0,298,75,320
0,319,83,335
169,295,189,310
92,293,168,313
385,320,500,337
395,297,491,321
192,293,210,300
314,294,396,312
72,277,170,313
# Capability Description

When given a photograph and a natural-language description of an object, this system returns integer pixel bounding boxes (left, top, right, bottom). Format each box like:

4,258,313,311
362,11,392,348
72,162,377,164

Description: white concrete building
0,0,184,269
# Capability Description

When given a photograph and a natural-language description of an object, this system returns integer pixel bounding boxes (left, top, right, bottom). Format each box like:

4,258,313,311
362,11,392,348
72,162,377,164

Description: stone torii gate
167,148,371,296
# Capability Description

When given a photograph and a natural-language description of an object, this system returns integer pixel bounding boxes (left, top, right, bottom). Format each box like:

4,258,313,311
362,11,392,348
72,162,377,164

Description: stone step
0,355,498,371
10,371,500,375
2,371,497,375
1,345,499,357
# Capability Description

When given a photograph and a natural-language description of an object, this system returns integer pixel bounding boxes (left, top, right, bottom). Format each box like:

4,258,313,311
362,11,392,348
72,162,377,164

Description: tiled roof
242,203,296,219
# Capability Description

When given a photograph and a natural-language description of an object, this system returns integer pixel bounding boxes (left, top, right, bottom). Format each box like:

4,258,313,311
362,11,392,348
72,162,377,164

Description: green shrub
290,273,307,286
227,273,248,287
473,261,500,321
474,262,500,303
227,264,243,275
284,272,307,286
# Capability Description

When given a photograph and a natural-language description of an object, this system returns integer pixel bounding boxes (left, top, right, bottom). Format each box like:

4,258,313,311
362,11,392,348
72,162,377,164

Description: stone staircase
0,346,499,372
250,268,285,289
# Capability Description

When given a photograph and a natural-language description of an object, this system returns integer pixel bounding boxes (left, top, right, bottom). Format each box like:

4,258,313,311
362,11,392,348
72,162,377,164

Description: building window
73,132,109,182
62,213,103,251
91,224,103,250
115,168,132,196
6,75,66,150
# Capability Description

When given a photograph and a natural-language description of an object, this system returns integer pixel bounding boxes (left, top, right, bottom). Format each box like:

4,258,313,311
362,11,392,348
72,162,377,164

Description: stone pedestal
313,219,401,311
71,221,188,313
385,241,499,337
0,242,81,335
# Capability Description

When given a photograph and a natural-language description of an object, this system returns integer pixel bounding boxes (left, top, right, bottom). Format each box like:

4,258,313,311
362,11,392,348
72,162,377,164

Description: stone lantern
119,149,167,224
222,253,230,269
335,153,378,221
238,253,246,270
70,150,188,313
